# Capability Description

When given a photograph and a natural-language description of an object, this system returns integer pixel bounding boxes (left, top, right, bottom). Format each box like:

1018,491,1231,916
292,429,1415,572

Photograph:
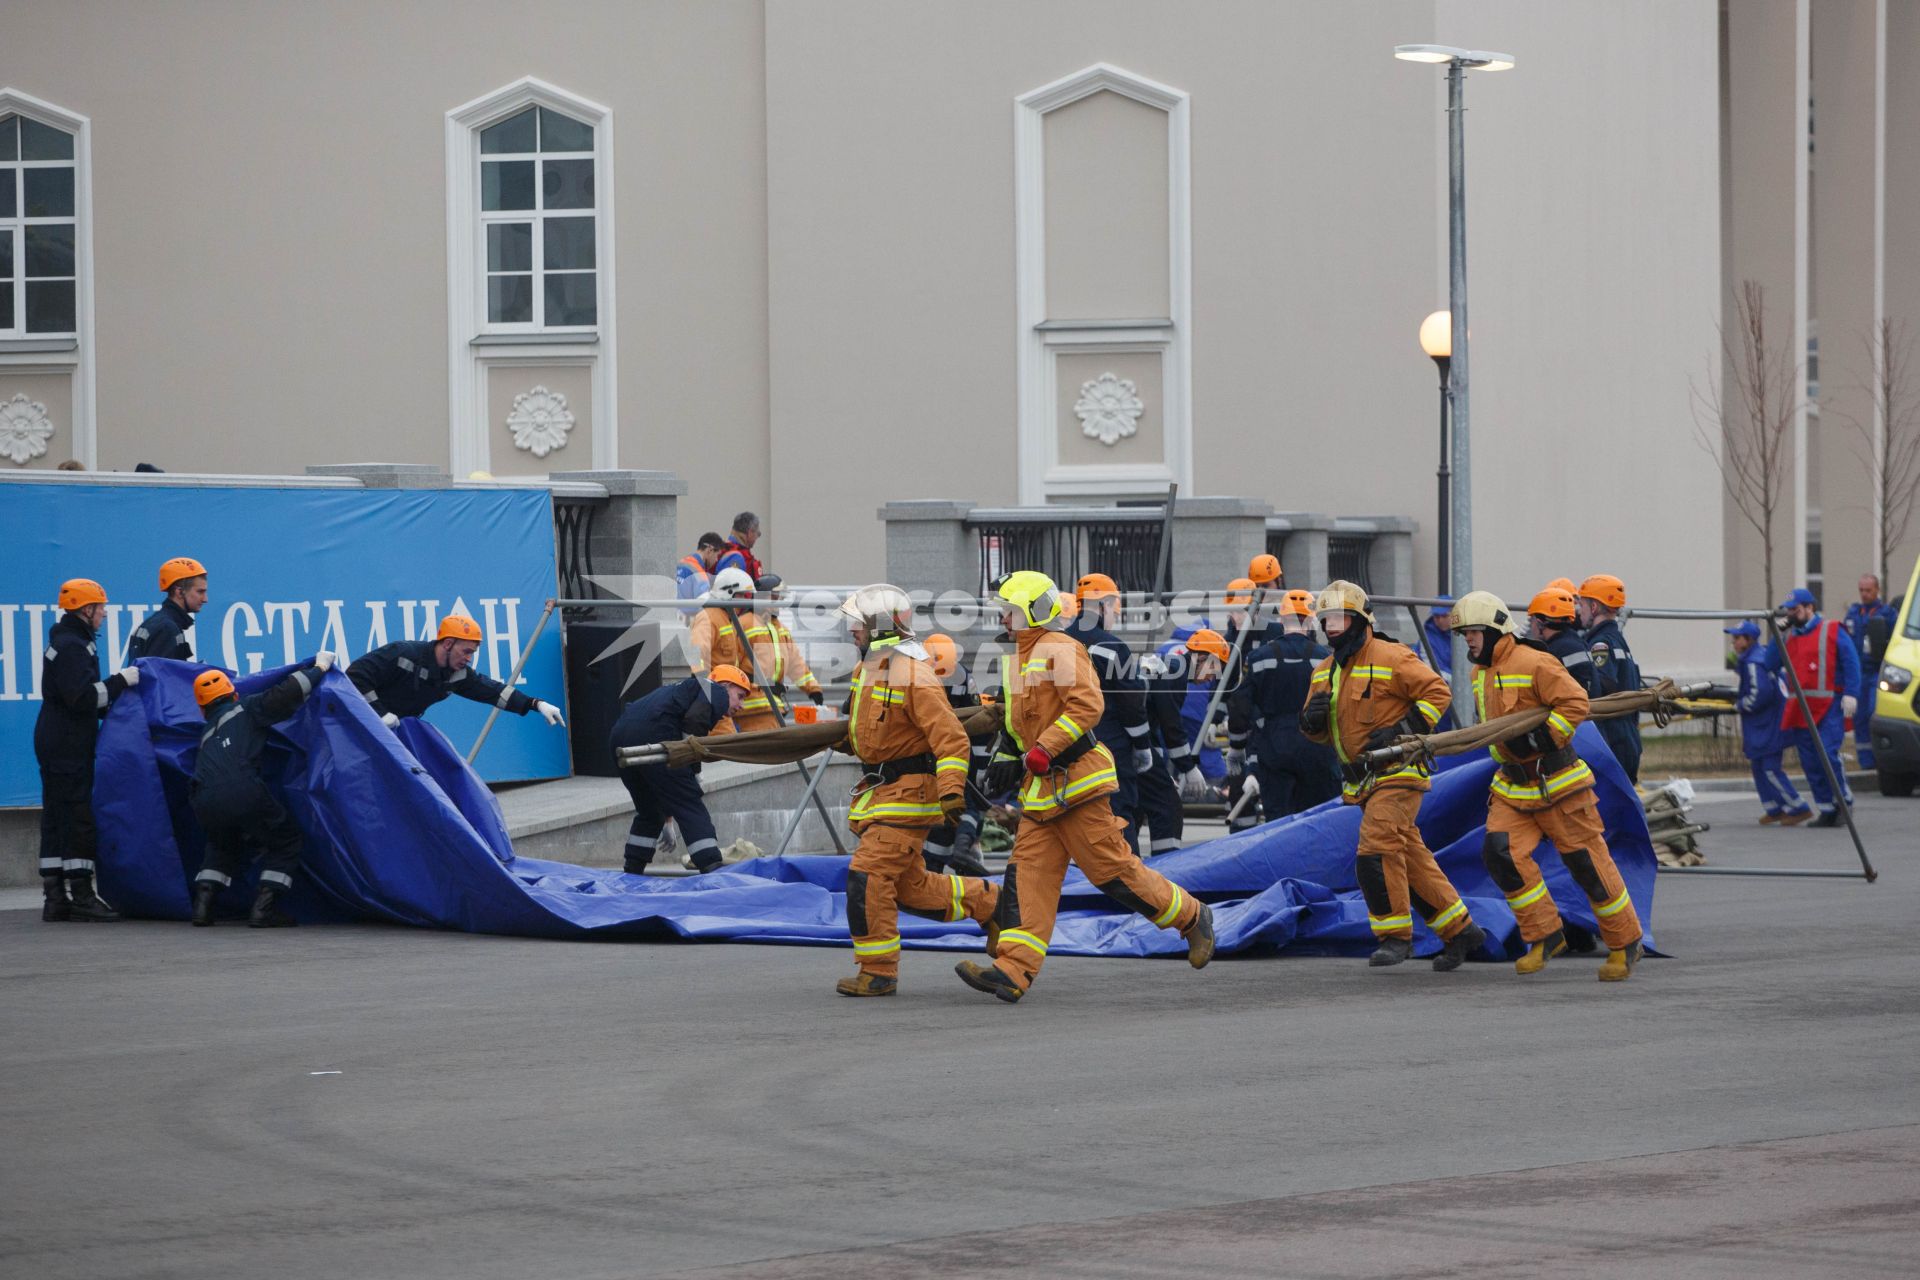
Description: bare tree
1692,280,1803,605
1838,318,1920,587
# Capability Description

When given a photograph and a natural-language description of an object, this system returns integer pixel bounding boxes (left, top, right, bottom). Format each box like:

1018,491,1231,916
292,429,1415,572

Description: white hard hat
710,567,755,600
838,583,915,637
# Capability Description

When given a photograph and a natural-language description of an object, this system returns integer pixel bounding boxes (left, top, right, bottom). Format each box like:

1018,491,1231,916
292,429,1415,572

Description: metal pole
732,604,850,857
1150,482,1178,636
1765,613,1877,881
1446,58,1474,726
467,598,557,764
1434,355,1451,596
770,747,835,860
1656,866,1873,880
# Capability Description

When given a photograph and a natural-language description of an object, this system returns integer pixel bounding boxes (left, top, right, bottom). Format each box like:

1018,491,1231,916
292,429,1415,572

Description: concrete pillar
1168,497,1271,593
1883,0,1920,585
879,500,979,598
551,470,687,582
305,463,449,489
1362,517,1419,599
1269,513,1332,591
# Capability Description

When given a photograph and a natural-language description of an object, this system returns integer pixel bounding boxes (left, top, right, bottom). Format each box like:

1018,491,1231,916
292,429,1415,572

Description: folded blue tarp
94,659,1657,957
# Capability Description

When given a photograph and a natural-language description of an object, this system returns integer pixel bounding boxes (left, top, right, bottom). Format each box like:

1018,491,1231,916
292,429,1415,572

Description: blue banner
1,482,568,805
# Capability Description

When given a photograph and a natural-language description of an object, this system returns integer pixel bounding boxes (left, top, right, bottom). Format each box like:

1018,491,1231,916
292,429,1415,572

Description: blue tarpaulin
95,658,1657,957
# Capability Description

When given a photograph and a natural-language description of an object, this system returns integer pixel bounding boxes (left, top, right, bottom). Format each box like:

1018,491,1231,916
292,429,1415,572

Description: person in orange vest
688,566,774,719
742,574,823,717
1450,591,1643,980
673,532,726,606
1776,587,1860,826
833,586,1001,996
1300,580,1483,971
955,571,1214,1003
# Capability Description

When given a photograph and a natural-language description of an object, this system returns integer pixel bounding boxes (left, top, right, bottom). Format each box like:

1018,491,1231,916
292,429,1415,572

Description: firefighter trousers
1485,791,1641,951
847,823,998,979
1355,785,1473,943
990,797,1201,992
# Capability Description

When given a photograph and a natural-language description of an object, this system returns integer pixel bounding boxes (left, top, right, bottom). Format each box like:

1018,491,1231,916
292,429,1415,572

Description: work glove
119,666,141,687
940,792,968,823
808,687,824,706
381,712,401,728
1364,723,1406,753
1842,695,1858,719
984,755,1023,797
1225,748,1246,778
1301,690,1332,735
1241,773,1261,799
312,651,335,672
1181,766,1208,799
1023,746,1053,775
535,700,565,727
1132,747,1155,775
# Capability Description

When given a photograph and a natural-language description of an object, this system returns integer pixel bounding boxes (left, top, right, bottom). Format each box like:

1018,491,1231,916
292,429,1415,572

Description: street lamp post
1420,309,1452,596
1395,42,1513,723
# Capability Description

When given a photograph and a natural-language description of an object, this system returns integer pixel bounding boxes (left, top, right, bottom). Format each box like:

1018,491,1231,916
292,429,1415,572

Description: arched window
445,79,616,476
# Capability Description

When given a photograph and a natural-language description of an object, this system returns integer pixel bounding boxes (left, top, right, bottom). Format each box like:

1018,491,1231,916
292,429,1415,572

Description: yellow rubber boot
1597,940,1642,982
1515,929,1567,975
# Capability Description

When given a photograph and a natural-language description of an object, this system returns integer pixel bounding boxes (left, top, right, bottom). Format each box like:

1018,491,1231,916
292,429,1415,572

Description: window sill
470,332,599,347
0,337,81,354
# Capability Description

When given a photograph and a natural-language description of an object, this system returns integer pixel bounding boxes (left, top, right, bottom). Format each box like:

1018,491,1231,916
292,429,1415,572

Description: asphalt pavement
2,791,1914,1279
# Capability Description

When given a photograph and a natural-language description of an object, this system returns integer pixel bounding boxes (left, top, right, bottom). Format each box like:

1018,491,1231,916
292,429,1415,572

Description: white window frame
1014,64,1191,505
474,106,599,336
446,78,617,476
0,88,94,466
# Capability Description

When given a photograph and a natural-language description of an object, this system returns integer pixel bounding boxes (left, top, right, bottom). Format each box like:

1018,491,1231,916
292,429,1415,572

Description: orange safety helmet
193,669,236,707
1248,553,1283,586
1527,587,1578,623
1279,589,1316,617
707,663,754,693
159,556,207,592
1223,577,1255,607
436,615,484,644
1577,574,1626,611
1075,572,1120,602
1187,628,1231,662
58,578,107,611
924,633,960,678
1546,577,1577,594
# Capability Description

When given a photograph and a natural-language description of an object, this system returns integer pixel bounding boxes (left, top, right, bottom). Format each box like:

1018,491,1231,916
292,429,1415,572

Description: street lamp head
1393,43,1516,71
1420,310,1452,360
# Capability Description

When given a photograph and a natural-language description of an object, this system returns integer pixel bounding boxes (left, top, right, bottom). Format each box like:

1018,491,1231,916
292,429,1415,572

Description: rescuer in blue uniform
1525,586,1599,696
1071,573,1153,855
1576,574,1642,782
1723,618,1810,825
126,556,209,663
1843,573,1898,769
610,666,750,874
1229,589,1339,820
36,578,140,922
187,656,333,928
347,614,565,729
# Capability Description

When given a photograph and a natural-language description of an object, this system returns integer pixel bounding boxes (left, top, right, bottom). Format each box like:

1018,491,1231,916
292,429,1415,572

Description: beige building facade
5,1,1914,670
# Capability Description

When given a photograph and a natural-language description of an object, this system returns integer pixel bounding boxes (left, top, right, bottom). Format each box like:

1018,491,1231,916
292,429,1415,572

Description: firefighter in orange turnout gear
1301,581,1485,970
743,574,823,721
691,567,784,728
955,572,1214,1003
835,585,1000,997
1450,591,1643,981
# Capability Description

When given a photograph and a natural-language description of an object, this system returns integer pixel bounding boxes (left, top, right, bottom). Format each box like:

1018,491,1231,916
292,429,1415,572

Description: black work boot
64,874,121,922
191,881,220,927
41,876,69,923
947,826,990,878
955,960,1024,1003
248,884,297,928
1810,808,1842,828
1369,936,1413,967
1432,921,1486,972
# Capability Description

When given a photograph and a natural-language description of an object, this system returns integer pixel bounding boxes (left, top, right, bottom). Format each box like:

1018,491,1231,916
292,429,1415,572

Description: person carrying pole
1776,587,1861,827
610,666,750,874
126,556,209,662
1450,591,1643,981
955,571,1214,1003
187,656,333,928
36,578,140,923
1300,580,1483,971
834,586,1001,997
348,615,565,731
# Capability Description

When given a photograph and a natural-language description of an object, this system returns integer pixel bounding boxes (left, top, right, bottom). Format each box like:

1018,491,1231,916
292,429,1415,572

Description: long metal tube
466,597,558,764
1446,58,1474,725
1764,613,1877,881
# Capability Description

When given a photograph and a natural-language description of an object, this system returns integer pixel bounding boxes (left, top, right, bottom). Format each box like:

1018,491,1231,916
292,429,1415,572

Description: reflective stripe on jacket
1003,628,1116,819
846,638,971,828
1303,633,1449,802
1473,635,1594,811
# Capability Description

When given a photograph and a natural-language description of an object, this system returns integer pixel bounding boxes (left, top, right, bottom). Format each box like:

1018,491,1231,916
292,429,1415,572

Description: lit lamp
1420,309,1452,595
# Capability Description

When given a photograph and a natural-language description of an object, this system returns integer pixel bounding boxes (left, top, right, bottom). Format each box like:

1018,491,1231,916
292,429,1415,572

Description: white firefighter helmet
709,567,755,600
838,583,916,638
